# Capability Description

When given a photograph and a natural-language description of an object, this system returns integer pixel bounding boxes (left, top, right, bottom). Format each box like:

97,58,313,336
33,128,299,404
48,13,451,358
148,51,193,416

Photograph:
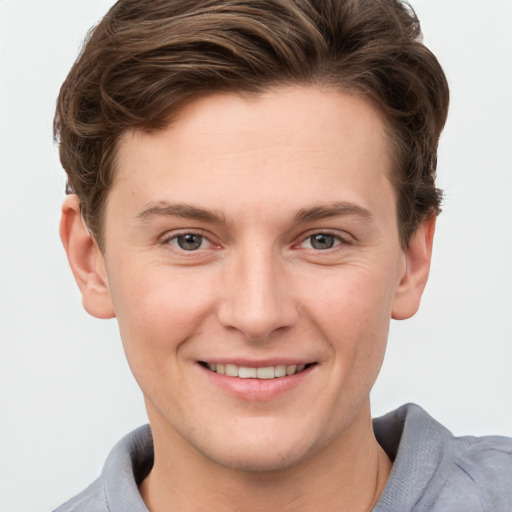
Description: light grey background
1,0,511,510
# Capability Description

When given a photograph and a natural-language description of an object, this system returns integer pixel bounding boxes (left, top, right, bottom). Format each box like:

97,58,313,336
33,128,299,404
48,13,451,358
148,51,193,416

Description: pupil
311,234,334,250
178,234,202,250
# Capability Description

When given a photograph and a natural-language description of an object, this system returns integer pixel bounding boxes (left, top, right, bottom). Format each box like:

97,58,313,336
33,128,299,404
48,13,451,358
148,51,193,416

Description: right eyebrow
135,202,226,224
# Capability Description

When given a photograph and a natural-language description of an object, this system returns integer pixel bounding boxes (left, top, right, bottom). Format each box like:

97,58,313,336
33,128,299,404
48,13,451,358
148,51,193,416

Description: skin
61,86,435,512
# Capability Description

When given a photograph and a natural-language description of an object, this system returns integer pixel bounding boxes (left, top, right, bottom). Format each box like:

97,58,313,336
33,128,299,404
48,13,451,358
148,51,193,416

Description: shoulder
53,479,107,512
52,425,153,512
374,404,512,512
443,432,512,507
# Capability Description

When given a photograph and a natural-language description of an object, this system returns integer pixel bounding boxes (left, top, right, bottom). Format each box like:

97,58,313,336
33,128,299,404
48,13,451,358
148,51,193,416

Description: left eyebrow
294,202,373,223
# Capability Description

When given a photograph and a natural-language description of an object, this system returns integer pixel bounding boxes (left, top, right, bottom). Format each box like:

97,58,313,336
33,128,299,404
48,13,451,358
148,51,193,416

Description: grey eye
309,234,336,250
176,233,204,251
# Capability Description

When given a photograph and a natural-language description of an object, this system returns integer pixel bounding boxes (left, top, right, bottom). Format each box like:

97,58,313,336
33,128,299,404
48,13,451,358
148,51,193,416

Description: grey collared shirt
53,404,512,511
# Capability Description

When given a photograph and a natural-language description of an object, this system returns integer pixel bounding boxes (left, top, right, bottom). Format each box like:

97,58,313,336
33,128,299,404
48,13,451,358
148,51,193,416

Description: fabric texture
53,403,512,511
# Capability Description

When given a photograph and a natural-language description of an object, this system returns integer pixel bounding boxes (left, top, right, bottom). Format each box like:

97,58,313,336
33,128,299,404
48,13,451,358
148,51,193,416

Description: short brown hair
54,0,449,249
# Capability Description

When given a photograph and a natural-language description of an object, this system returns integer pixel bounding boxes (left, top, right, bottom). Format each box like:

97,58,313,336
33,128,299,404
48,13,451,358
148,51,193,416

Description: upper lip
198,359,315,367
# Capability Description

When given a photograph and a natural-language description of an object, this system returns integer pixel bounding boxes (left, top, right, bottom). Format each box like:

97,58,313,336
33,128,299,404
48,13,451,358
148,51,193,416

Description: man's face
97,87,416,471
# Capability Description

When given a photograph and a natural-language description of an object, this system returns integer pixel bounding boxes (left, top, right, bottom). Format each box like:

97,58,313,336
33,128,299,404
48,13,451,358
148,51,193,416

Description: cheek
300,265,396,370
304,261,397,324
108,265,217,366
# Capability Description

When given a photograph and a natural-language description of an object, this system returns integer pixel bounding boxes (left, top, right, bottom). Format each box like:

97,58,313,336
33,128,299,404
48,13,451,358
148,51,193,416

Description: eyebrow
135,200,372,225
294,202,373,223
136,202,226,224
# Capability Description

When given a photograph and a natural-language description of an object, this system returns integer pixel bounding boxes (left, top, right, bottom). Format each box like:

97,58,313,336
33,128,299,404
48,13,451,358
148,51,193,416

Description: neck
139,402,392,512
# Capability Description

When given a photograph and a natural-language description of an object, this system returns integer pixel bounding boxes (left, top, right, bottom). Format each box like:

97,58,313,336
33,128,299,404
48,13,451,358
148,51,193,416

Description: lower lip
198,364,315,401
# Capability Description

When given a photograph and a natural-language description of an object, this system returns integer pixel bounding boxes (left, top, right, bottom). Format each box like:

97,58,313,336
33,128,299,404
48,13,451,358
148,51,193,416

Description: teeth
286,365,296,376
275,365,287,377
239,367,257,379
205,363,308,379
225,364,238,377
256,366,274,379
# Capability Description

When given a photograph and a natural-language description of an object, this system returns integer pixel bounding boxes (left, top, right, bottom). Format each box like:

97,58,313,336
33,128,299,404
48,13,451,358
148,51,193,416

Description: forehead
112,86,395,223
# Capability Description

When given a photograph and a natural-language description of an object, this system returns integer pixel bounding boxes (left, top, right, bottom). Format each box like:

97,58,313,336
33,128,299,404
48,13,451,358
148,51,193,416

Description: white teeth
286,364,297,376
256,366,275,379
274,365,287,377
225,364,238,377
205,363,309,379
239,367,257,379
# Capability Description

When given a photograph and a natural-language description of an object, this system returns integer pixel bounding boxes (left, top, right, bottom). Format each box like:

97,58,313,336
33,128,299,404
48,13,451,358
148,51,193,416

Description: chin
193,421,330,474
202,441,313,473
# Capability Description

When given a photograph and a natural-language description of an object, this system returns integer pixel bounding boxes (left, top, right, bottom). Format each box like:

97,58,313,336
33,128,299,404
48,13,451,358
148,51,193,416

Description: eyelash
160,230,216,252
160,229,351,253
296,230,352,251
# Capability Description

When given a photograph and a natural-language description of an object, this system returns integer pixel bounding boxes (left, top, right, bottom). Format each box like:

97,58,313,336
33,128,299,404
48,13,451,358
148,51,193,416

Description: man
54,0,512,510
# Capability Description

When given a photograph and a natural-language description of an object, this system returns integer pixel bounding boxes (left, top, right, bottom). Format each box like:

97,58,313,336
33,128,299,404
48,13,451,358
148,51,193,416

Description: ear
392,217,436,320
60,195,115,319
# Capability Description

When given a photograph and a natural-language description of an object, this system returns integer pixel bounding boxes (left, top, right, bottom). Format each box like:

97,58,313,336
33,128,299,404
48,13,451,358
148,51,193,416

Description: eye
302,233,342,250
171,233,209,251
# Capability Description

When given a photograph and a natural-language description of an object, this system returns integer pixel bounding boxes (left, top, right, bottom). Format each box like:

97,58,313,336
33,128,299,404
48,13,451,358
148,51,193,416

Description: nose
216,246,299,341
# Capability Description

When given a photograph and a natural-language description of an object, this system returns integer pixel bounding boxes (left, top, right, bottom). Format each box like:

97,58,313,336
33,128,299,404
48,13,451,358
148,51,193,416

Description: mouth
198,362,315,379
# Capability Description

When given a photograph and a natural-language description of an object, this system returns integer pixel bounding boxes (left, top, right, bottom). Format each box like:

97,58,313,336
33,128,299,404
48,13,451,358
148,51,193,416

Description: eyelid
159,228,220,249
294,229,354,248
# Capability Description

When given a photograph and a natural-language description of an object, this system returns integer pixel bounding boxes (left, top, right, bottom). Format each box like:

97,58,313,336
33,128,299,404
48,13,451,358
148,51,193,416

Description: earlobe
60,195,115,319
392,218,436,320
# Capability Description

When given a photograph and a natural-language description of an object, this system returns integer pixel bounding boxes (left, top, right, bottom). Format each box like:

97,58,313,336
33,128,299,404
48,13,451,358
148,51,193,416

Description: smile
199,362,313,379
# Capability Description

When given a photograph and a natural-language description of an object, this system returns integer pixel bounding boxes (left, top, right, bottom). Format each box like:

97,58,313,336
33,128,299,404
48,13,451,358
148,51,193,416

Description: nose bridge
217,241,297,340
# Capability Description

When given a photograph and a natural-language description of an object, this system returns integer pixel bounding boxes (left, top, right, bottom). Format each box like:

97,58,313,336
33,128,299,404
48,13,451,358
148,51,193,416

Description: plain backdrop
1,0,511,510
